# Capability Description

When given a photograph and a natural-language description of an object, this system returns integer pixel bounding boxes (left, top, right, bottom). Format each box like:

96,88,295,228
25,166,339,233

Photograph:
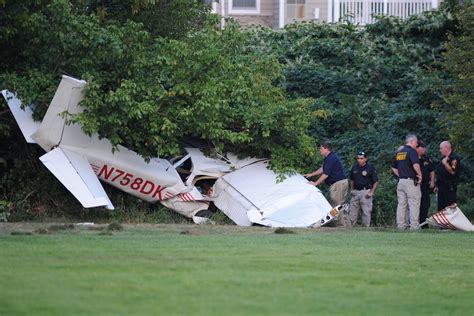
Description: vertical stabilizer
32,76,87,151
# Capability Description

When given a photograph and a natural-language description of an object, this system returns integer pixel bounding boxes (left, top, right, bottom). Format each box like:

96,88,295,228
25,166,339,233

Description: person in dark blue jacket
304,141,350,227
391,134,423,230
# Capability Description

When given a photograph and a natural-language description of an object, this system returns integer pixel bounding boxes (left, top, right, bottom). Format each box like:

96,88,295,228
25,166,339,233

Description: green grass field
0,224,473,315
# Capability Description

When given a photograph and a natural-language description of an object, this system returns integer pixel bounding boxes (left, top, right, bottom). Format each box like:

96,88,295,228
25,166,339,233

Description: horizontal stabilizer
2,90,40,143
39,147,114,209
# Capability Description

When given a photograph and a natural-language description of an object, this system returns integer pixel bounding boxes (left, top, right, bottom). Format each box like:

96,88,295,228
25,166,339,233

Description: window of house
287,0,305,19
229,0,260,14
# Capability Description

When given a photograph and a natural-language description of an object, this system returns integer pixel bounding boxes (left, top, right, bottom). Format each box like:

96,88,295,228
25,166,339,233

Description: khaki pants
396,178,421,230
329,179,350,227
349,189,372,227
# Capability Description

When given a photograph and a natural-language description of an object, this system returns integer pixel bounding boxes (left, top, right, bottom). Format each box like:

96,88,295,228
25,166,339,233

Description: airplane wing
39,147,114,209
1,90,41,143
216,161,333,227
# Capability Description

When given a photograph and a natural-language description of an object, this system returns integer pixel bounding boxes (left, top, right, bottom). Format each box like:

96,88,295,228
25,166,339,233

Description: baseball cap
417,141,426,148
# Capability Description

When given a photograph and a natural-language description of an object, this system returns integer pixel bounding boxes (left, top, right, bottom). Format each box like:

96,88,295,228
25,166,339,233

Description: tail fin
32,75,87,151
1,90,41,143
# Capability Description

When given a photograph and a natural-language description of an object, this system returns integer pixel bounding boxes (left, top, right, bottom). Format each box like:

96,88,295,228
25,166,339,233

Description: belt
329,179,347,186
354,187,371,191
399,177,414,180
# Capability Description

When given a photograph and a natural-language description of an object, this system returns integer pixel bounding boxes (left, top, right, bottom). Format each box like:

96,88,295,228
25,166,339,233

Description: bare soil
0,222,350,235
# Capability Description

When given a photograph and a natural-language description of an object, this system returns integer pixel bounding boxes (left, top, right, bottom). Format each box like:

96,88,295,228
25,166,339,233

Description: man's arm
309,174,328,186
429,171,435,189
442,157,456,175
366,181,378,198
304,167,322,178
413,163,422,183
391,167,399,177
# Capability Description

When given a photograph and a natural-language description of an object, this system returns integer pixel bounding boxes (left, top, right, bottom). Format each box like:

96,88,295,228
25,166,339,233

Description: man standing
391,134,422,230
348,151,379,227
416,141,435,226
435,141,461,211
304,141,350,227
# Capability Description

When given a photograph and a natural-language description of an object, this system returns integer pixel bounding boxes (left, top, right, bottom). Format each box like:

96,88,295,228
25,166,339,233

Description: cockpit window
170,154,192,181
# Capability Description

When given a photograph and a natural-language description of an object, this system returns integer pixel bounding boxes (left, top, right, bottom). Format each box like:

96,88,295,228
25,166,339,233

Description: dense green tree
252,7,474,223
78,0,211,39
73,20,318,172
441,3,474,158
255,10,453,164
0,0,319,219
0,0,318,173
0,1,472,222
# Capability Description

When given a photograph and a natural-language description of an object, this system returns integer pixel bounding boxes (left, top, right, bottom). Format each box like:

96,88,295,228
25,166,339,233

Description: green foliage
1,153,90,221
457,182,474,219
0,2,472,223
256,10,454,168
371,171,398,226
79,0,211,39
1,1,317,171
0,201,12,222
441,3,474,158
67,19,317,172
254,8,472,221
436,2,474,219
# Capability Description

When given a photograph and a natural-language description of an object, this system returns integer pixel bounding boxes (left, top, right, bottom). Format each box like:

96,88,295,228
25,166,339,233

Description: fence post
328,0,333,22
383,0,388,15
279,0,285,28
334,0,340,22
363,0,369,24
220,0,225,29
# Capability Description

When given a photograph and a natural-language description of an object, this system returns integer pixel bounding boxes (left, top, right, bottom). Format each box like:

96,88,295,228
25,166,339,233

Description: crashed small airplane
2,75,344,227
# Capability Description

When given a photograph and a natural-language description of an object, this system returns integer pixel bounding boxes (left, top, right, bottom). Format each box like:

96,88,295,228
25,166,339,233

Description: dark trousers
437,183,457,211
420,187,431,224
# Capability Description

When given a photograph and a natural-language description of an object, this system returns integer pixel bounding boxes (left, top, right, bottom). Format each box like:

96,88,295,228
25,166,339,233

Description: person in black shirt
435,141,461,211
348,151,379,227
304,141,350,227
391,134,423,230
416,141,435,226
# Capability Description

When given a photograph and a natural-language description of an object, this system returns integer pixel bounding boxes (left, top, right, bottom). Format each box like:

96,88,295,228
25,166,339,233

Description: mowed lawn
0,224,472,316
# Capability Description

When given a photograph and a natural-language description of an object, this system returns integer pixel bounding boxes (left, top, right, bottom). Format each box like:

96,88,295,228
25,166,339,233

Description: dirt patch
0,222,352,236
0,222,107,235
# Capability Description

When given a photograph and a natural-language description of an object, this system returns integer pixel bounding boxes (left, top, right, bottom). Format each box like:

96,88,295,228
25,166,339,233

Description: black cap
357,151,367,157
417,141,426,148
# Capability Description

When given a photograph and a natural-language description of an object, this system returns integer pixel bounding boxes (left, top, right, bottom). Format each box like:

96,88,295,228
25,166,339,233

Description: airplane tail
4,75,114,210
31,75,87,152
